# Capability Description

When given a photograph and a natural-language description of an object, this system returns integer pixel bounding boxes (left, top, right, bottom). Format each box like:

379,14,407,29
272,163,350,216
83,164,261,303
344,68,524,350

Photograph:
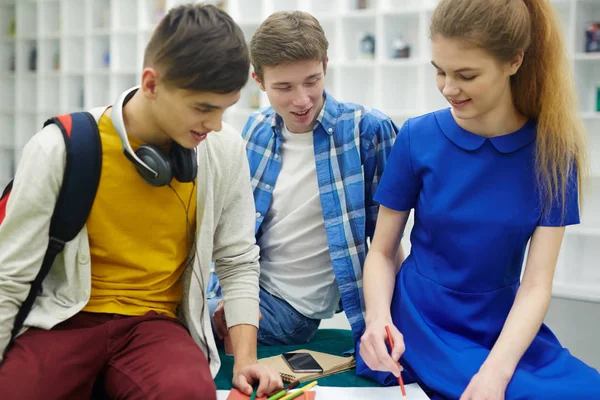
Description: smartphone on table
281,352,323,373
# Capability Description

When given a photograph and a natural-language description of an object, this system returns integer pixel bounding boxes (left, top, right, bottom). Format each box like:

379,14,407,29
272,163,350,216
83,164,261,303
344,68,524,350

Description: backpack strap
7,112,102,352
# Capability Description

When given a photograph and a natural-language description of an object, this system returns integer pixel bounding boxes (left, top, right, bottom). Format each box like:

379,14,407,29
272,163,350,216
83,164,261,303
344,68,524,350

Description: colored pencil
249,384,258,400
279,381,318,400
267,380,300,400
385,325,407,399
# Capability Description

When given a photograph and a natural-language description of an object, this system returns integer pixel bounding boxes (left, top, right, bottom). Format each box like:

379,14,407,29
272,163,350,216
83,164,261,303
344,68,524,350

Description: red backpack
0,112,102,355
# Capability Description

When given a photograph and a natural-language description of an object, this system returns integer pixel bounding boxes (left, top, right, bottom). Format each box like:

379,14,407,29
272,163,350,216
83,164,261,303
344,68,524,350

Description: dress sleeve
538,164,580,226
374,119,421,211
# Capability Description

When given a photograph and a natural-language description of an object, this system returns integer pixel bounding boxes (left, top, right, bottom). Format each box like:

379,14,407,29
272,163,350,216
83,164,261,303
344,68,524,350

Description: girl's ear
507,50,525,76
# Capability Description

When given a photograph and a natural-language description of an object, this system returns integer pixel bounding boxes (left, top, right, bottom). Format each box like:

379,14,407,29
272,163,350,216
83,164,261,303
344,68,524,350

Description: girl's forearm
483,282,552,379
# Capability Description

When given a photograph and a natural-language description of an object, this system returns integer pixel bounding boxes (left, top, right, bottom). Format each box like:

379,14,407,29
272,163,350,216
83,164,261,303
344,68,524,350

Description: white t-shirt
258,125,340,320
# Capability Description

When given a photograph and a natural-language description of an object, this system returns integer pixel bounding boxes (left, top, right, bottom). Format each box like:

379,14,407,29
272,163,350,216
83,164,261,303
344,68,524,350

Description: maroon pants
0,311,216,400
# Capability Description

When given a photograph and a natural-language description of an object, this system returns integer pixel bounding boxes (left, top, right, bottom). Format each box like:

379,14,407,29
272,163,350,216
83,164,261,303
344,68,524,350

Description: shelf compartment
85,75,110,109
16,76,37,112
62,0,86,36
16,1,37,39
0,42,15,73
140,0,168,30
138,30,153,57
552,281,600,303
39,0,61,37
554,234,600,302
88,34,111,71
320,19,339,62
90,0,111,32
579,174,600,225
379,64,419,113
342,0,380,12
113,0,138,29
61,36,85,72
586,119,600,176
110,73,137,104
38,76,60,115
574,59,600,113
380,12,421,61
62,74,85,111
269,0,298,13
337,64,377,107
15,113,37,150
16,39,38,73
0,3,16,40
582,111,600,120
38,38,61,73
223,107,252,135
575,0,600,54
308,0,338,17
382,0,422,10
111,33,138,72
237,82,263,111
551,0,573,53
388,109,419,129
235,0,264,24
341,16,377,61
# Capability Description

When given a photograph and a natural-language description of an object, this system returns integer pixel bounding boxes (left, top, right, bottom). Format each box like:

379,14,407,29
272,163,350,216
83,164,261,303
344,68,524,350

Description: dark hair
144,3,249,93
250,11,328,82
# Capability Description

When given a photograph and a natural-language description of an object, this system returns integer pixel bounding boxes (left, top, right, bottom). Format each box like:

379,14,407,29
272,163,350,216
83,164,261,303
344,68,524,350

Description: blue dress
355,109,600,399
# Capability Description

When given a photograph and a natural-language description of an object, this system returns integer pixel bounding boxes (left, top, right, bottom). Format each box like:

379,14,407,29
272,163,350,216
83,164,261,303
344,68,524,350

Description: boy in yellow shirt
0,4,281,399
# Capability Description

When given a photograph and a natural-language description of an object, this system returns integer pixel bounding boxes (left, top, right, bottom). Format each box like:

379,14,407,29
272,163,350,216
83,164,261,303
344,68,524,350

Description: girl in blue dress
356,0,600,399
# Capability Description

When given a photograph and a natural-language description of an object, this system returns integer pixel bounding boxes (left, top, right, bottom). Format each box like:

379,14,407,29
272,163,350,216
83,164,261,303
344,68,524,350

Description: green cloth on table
214,329,381,390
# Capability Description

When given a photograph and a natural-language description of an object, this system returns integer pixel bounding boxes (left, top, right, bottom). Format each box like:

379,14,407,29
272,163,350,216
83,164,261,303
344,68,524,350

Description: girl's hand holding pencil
359,319,405,377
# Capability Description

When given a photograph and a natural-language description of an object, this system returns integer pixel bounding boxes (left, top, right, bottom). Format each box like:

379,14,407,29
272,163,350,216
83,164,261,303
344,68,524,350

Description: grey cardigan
0,107,260,376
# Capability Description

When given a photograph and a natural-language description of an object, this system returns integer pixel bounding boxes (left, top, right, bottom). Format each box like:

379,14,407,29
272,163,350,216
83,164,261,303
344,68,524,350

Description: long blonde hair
431,0,588,215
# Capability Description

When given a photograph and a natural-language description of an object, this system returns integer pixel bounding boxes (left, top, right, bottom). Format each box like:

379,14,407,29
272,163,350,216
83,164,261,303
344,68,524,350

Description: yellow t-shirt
82,111,196,318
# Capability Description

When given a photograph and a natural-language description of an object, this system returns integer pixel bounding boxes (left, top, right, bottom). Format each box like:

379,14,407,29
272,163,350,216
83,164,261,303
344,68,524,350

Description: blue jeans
207,272,320,346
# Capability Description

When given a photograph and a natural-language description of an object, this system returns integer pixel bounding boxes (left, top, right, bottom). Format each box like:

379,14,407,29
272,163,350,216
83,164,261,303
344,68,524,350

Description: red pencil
385,325,407,399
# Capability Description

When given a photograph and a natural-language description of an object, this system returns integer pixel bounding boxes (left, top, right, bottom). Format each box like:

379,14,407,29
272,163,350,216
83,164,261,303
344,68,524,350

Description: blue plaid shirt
241,91,398,342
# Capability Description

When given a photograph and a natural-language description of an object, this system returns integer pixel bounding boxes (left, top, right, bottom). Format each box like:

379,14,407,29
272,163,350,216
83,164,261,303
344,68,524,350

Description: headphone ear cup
170,143,198,183
135,145,173,187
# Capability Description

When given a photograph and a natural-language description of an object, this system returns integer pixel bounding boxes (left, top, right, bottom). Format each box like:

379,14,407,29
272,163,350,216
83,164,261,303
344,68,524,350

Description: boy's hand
233,362,283,397
211,300,228,340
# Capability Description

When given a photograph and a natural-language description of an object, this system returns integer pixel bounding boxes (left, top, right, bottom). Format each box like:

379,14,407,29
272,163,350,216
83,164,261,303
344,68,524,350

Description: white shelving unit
1,0,600,304
0,0,178,191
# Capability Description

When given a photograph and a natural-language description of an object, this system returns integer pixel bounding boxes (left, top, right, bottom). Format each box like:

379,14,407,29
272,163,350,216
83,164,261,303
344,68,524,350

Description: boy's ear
141,67,159,99
251,71,265,91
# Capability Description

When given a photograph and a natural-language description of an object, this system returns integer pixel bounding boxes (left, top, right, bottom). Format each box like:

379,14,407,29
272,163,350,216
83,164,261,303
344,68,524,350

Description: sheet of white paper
216,390,229,400
216,383,430,399
316,384,430,399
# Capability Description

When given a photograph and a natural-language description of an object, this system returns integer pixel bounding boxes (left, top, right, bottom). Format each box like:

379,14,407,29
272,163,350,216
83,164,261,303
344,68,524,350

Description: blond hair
431,0,588,215
250,11,328,82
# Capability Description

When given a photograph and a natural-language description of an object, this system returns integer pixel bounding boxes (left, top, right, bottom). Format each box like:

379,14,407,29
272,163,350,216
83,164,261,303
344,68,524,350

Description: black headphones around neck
112,86,198,187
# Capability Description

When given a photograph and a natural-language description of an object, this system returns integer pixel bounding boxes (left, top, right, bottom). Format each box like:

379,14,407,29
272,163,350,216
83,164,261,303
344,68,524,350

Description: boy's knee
153,368,216,400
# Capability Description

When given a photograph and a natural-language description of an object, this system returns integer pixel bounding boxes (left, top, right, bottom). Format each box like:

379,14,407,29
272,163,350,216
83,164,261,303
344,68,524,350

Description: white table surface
216,383,430,399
